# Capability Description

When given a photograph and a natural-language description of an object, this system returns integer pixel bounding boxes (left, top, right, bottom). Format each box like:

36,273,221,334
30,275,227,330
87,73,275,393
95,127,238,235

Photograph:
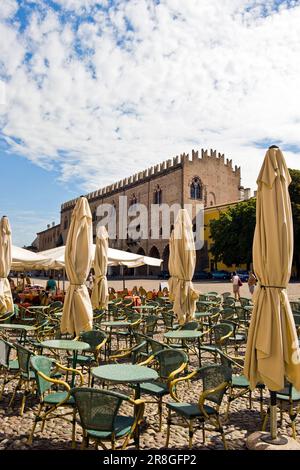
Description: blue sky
1,0,300,246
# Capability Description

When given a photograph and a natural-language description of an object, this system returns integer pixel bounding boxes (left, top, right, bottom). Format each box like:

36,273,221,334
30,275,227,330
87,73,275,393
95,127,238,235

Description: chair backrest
0,338,13,368
78,330,107,351
144,315,158,335
199,364,232,405
290,302,300,314
179,321,199,331
16,344,33,379
212,323,234,347
154,349,188,380
71,387,127,432
162,311,175,328
223,297,235,307
220,307,235,321
30,355,54,396
146,337,171,355
239,297,251,307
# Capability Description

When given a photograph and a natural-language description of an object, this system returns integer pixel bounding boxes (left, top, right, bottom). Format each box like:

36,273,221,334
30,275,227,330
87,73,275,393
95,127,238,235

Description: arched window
153,185,162,205
130,193,137,206
190,177,202,200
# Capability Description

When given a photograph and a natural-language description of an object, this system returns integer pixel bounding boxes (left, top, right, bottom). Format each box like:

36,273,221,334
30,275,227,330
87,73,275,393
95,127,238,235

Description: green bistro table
164,330,204,367
0,323,37,344
92,364,158,447
40,339,90,387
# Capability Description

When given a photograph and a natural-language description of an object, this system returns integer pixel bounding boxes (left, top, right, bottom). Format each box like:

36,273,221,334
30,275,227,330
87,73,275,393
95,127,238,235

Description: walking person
248,271,257,296
231,271,242,301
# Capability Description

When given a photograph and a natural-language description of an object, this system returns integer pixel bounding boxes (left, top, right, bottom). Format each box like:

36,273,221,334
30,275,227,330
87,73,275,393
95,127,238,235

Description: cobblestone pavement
1,320,300,452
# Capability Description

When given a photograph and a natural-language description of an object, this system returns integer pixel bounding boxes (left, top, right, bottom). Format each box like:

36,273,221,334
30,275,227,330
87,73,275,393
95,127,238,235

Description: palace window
129,193,137,206
190,177,202,200
153,185,162,204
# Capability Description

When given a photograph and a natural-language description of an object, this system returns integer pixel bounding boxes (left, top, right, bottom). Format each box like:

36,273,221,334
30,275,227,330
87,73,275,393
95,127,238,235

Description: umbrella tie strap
260,285,286,289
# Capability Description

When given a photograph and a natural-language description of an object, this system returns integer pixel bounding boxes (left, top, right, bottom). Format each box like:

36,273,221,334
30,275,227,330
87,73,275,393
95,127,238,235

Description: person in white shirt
232,272,241,300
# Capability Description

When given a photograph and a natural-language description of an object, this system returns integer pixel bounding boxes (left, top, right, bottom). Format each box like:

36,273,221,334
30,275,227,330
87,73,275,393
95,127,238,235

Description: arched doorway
162,245,169,273
135,247,147,277
148,246,161,277
124,249,134,277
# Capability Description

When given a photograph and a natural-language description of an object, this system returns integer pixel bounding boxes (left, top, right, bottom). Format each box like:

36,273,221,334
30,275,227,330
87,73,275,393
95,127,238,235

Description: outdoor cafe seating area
1,289,300,450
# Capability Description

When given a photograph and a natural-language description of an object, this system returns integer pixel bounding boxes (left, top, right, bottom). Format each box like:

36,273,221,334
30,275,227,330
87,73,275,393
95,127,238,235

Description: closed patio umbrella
168,209,198,325
0,216,13,314
61,197,93,335
91,226,109,310
244,146,300,444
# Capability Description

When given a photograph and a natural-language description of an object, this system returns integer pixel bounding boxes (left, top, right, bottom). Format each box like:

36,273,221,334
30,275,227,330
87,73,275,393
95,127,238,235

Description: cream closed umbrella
0,216,13,314
61,197,93,335
168,209,198,325
91,226,109,310
244,146,300,445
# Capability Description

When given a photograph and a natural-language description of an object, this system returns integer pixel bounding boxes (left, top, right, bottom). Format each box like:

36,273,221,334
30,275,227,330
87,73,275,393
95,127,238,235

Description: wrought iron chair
28,355,83,447
70,387,145,450
166,364,232,449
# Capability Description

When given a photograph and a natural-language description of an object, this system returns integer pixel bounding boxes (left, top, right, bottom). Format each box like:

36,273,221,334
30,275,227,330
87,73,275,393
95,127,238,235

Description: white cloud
0,0,300,201
0,0,18,20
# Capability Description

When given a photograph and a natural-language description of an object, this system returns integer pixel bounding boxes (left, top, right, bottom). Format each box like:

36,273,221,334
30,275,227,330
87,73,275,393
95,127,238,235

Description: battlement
61,148,240,211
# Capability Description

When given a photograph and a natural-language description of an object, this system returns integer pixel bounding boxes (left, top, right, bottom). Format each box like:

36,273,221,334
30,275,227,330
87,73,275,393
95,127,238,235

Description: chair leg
8,377,22,408
249,391,252,409
202,423,205,444
28,403,43,444
71,408,76,449
290,403,297,440
0,370,8,400
165,409,171,448
262,407,269,431
188,419,194,449
158,399,163,431
217,416,227,450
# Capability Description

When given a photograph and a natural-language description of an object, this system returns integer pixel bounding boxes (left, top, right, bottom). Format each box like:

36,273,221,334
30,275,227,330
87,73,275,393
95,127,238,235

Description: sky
0,0,300,246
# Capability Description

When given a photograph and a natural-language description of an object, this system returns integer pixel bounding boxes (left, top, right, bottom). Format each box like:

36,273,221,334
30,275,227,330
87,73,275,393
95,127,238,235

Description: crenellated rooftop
61,148,240,211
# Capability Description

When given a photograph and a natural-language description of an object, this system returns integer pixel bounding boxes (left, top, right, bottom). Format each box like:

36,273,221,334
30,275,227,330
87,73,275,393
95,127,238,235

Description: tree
289,169,300,277
209,198,256,269
209,168,300,277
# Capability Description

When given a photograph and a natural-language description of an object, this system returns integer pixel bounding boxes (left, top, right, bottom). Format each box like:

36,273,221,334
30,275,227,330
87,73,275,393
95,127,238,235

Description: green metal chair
199,323,234,365
216,349,264,420
143,314,158,338
161,311,178,332
28,355,83,447
138,348,188,430
166,364,232,449
70,387,145,450
0,338,19,400
262,380,300,439
8,344,35,415
222,297,236,307
69,330,107,385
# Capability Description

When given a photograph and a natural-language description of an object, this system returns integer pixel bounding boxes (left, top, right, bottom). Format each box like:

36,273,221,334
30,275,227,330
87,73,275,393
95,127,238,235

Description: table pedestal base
246,431,300,450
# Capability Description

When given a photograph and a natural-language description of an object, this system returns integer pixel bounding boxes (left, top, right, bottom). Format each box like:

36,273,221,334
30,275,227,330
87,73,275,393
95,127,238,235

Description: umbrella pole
261,390,288,445
270,391,277,440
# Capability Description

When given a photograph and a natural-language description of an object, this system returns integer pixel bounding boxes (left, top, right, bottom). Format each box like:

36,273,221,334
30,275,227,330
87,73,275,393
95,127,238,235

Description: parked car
236,270,249,282
194,271,212,280
211,270,232,280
